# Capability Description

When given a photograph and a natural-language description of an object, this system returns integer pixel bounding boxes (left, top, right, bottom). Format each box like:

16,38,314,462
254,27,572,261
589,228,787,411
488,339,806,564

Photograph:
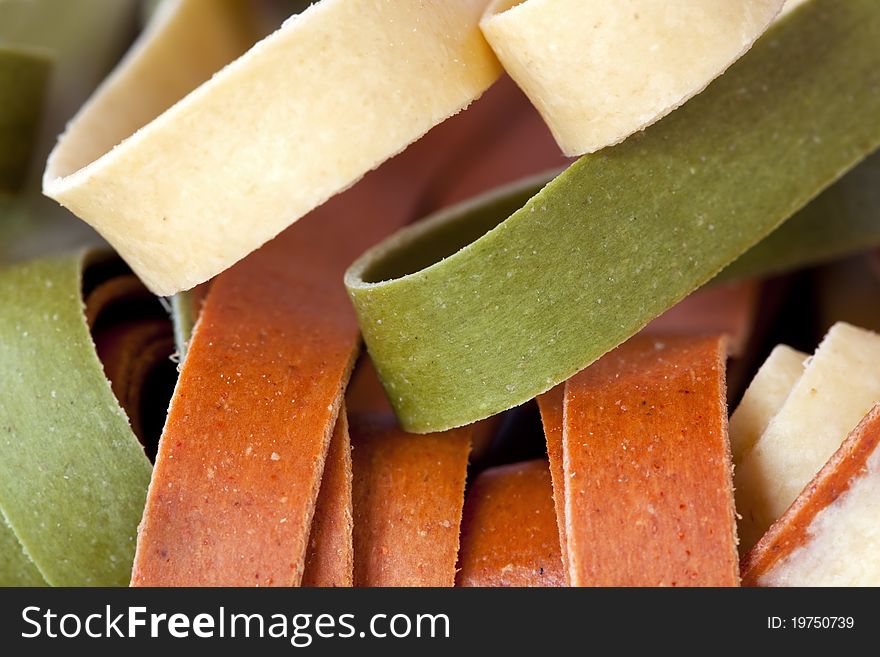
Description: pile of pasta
1,0,879,586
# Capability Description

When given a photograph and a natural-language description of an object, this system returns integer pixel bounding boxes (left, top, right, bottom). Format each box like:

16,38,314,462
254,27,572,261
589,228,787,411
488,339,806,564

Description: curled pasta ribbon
130,68,518,587
559,335,738,586
346,0,880,433
350,416,472,587
457,460,564,587
537,336,738,587
481,0,786,155
0,251,163,586
42,0,501,295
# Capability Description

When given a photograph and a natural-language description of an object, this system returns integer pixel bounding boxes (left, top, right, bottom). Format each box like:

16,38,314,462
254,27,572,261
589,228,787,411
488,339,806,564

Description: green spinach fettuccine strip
346,0,880,433
0,252,152,586
0,45,50,194
717,150,880,283
1,0,139,264
0,517,45,586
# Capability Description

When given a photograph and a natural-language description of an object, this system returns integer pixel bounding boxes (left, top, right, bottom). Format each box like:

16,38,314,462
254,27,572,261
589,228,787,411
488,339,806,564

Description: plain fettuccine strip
480,0,785,155
728,345,806,464
742,404,880,586
43,0,501,295
43,0,259,189
735,322,880,553
457,459,564,587
563,335,738,586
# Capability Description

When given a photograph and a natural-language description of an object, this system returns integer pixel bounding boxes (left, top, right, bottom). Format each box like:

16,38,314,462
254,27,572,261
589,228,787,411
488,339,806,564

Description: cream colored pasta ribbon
481,0,786,155
43,0,501,295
